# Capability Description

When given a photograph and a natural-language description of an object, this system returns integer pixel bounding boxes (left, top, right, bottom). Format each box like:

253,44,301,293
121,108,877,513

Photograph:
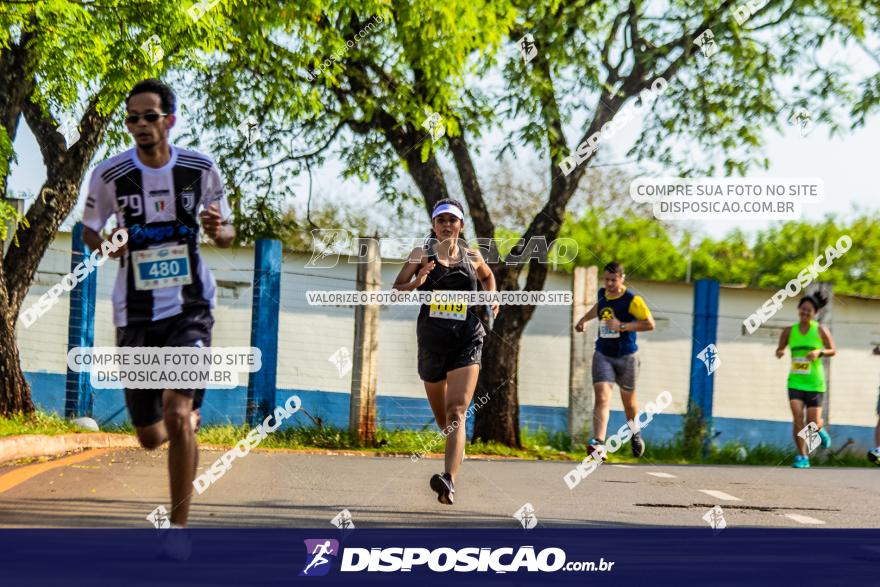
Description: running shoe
631,433,646,458
430,473,455,505
792,455,811,469
868,447,880,465
158,525,192,561
817,427,831,449
586,438,607,462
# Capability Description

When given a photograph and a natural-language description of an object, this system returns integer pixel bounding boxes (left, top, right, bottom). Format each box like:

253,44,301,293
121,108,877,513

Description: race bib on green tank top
790,357,812,375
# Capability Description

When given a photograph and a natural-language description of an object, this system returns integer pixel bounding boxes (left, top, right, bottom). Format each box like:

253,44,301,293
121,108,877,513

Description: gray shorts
592,351,639,391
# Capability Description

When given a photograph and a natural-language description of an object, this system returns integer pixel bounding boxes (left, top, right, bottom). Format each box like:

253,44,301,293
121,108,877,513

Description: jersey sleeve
200,163,232,221
629,295,652,320
81,167,114,233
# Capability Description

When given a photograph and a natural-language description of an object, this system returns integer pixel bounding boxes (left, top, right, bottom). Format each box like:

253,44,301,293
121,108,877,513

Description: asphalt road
0,448,878,529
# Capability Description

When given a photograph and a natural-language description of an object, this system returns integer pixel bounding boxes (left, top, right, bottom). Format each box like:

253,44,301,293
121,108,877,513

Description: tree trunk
0,312,33,414
0,86,112,416
472,290,534,448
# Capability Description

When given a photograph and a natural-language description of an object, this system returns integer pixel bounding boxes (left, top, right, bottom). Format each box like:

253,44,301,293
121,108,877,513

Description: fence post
65,223,97,418
349,236,380,444
569,265,597,443
246,239,282,426
688,278,720,451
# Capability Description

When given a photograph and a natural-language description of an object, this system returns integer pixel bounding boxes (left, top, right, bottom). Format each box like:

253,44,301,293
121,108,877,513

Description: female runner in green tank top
774,293,836,468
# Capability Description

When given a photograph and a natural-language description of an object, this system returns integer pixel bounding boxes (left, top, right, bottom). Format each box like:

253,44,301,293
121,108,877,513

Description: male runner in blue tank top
575,262,655,460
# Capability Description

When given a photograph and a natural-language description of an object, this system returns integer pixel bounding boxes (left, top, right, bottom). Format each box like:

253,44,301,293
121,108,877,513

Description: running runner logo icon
146,505,171,529
518,33,538,63
139,35,164,65
421,108,446,142
57,117,80,150
798,422,822,453
693,29,719,61
702,505,727,532
300,539,339,577
331,509,355,530
697,344,721,375
328,347,353,378
514,503,538,529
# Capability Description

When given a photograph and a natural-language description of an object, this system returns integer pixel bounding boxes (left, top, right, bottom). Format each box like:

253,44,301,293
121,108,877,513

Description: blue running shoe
817,427,831,449
792,455,811,469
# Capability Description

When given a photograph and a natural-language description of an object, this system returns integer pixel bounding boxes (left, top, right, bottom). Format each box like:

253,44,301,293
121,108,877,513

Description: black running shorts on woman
416,243,485,383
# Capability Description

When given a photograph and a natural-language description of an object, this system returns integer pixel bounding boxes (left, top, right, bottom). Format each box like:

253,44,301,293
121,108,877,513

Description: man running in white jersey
81,79,234,546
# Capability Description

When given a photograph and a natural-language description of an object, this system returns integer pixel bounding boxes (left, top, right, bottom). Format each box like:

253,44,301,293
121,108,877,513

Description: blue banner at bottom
1,528,877,586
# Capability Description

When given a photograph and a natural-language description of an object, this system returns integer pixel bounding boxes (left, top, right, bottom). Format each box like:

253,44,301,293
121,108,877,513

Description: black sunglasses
125,112,169,124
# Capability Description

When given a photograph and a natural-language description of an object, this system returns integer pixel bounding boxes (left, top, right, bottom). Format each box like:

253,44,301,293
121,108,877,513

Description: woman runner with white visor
393,199,498,505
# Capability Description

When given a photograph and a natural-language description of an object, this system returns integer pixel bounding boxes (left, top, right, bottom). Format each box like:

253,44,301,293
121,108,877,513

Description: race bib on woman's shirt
790,357,812,375
429,301,467,321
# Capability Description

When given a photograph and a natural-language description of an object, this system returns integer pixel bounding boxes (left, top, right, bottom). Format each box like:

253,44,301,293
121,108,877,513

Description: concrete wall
15,233,880,449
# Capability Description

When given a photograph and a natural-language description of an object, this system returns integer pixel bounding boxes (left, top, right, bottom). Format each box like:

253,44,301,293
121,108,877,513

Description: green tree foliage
555,209,687,281
178,0,880,446
0,0,240,414
555,210,879,297
747,215,880,296
689,229,755,286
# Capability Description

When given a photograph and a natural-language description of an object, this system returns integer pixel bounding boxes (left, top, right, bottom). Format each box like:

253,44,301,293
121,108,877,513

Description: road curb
0,433,139,465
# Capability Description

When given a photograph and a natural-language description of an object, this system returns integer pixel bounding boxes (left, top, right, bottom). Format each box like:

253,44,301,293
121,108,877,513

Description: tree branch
447,133,495,242
5,87,113,315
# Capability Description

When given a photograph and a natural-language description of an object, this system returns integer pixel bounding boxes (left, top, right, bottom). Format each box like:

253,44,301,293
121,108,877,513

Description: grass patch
195,424,872,467
0,412,82,438
572,437,874,468
195,425,574,460
1,411,873,468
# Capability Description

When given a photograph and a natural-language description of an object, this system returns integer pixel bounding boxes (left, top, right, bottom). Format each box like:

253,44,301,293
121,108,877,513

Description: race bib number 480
429,301,467,321
132,244,192,291
790,358,812,375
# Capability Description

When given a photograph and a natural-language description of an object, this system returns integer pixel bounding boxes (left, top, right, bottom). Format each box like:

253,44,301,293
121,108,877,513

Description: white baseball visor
431,203,464,220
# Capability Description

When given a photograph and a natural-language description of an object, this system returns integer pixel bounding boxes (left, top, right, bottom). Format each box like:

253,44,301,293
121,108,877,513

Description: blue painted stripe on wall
25,372,877,451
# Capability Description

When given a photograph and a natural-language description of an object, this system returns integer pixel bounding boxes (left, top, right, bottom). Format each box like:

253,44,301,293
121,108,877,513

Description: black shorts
418,336,483,383
116,307,214,427
788,388,824,408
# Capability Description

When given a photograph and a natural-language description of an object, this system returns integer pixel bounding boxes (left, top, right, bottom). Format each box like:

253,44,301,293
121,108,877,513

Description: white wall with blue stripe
17,231,880,450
